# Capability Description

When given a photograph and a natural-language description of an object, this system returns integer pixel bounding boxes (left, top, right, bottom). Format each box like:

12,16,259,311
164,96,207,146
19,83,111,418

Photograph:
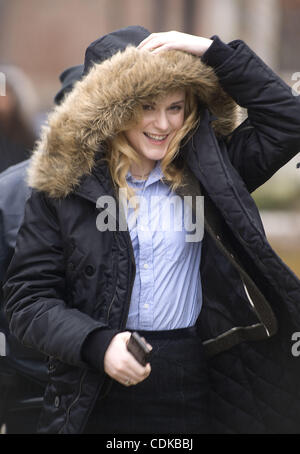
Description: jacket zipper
106,230,136,327
59,369,87,434
106,291,117,323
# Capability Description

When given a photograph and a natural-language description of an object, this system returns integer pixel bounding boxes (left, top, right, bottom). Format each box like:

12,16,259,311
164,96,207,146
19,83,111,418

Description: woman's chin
145,147,168,161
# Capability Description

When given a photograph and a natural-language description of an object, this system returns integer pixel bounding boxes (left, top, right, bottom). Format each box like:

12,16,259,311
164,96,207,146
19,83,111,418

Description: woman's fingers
116,359,151,387
137,33,160,49
121,362,151,387
138,32,171,52
138,31,212,56
104,332,151,386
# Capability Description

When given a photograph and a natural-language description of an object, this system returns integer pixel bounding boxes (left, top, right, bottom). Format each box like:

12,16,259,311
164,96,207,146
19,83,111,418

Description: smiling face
124,89,186,173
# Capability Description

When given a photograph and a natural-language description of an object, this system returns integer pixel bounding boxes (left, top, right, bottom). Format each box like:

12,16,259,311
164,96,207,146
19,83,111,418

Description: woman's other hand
138,31,213,57
104,331,152,386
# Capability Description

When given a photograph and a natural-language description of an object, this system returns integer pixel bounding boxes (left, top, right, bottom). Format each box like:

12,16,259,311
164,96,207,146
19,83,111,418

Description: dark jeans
84,326,211,434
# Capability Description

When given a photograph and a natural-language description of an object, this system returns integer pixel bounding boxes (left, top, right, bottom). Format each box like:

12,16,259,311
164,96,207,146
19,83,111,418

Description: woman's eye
169,105,182,112
142,104,153,111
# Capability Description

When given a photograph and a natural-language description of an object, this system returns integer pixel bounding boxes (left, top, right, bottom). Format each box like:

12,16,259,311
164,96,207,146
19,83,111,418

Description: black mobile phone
127,332,151,366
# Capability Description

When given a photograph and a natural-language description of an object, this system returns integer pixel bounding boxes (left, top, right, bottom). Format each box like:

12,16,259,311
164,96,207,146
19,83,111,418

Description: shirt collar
126,160,164,188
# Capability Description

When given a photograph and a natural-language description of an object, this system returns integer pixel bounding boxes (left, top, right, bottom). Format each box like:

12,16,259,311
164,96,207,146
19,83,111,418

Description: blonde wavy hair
105,87,199,200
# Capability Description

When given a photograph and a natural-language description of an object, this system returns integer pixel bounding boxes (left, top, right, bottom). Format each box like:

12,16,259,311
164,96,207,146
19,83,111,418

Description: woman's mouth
144,132,169,144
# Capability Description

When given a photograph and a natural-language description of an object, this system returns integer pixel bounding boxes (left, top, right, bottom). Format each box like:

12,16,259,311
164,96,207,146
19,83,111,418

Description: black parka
3,34,300,434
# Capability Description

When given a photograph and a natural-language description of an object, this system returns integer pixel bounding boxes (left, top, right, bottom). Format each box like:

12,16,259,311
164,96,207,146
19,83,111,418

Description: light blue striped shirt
125,161,203,331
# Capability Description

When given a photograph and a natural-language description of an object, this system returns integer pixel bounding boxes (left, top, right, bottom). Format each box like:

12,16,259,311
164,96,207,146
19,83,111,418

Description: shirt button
144,303,149,309
143,263,149,269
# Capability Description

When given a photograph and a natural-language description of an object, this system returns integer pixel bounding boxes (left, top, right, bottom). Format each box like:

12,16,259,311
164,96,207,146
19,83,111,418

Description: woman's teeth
144,133,168,141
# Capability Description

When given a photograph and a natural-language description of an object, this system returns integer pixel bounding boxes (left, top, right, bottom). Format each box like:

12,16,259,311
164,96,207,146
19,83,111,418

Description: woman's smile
143,132,169,144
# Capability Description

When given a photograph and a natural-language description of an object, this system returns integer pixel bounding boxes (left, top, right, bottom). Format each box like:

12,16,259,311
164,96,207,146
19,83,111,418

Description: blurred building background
0,0,299,275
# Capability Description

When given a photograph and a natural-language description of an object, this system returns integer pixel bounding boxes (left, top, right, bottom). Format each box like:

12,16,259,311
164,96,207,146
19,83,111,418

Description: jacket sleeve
0,162,30,283
3,190,118,369
202,36,300,192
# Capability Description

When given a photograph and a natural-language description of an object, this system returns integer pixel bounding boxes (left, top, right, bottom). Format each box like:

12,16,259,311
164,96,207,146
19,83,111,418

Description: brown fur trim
28,47,239,198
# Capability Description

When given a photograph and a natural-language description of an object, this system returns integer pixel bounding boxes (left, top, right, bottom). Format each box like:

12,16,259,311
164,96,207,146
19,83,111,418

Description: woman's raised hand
137,31,213,57
104,331,152,387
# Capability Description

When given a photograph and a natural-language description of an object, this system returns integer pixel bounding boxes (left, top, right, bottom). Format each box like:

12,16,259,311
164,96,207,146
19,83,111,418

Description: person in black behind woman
0,65,38,173
0,64,83,434
3,25,300,434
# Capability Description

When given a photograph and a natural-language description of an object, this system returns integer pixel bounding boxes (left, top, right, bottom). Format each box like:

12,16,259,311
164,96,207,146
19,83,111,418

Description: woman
3,25,300,434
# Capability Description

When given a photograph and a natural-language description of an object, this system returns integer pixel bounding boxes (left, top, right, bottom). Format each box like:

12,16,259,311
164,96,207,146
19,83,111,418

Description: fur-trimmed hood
28,46,239,198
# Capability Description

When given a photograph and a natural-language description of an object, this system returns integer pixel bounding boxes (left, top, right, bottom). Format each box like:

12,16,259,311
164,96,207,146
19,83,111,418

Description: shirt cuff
81,327,120,372
201,35,235,69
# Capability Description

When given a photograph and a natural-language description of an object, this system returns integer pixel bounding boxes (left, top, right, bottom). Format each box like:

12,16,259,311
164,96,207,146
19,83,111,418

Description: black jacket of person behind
0,64,83,433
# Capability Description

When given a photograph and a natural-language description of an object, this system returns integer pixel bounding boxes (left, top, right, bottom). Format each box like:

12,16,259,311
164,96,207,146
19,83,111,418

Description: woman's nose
153,111,169,130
